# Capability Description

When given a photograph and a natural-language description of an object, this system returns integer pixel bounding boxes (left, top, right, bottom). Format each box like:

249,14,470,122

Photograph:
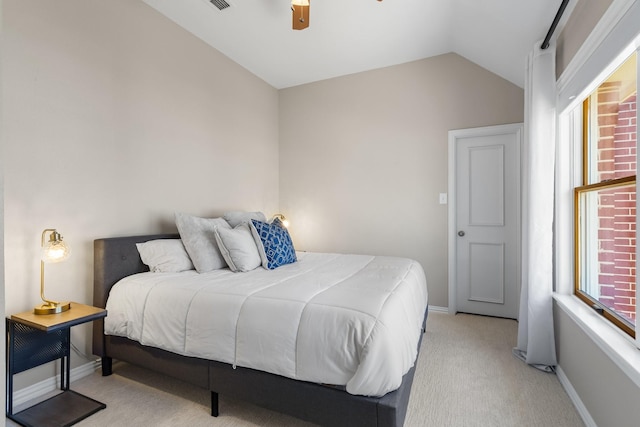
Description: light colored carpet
403,313,584,427
8,312,585,426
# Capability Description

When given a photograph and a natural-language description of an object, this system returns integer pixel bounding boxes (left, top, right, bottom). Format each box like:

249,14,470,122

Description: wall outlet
439,193,447,204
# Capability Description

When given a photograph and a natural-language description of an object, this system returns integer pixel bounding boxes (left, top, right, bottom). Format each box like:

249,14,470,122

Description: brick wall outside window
596,82,637,322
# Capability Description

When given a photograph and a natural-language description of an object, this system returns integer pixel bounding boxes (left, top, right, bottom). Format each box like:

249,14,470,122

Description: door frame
447,123,523,315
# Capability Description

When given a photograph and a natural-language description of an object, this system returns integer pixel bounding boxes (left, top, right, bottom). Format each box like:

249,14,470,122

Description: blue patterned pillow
250,219,297,269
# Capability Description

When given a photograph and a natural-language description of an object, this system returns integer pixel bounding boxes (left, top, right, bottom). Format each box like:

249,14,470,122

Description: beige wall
3,0,279,385
556,0,613,77
0,0,6,409
279,53,524,308
554,306,640,427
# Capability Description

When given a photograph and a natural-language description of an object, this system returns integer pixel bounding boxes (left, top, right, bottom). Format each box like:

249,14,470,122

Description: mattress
104,252,428,396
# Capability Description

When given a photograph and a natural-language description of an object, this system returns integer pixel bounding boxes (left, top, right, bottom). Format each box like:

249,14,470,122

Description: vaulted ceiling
142,0,565,89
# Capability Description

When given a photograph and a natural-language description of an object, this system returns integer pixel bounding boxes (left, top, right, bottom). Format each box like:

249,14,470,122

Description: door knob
458,230,465,237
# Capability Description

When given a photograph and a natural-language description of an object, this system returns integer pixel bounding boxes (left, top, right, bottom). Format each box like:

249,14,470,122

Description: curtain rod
541,0,570,49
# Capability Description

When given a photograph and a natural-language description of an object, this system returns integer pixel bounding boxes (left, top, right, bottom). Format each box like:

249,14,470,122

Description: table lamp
270,214,290,228
34,228,71,315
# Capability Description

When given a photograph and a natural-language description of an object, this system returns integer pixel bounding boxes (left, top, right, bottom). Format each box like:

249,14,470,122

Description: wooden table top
10,302,107,332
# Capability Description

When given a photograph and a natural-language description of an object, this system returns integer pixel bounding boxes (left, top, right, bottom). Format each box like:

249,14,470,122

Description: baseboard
428,305,448,313
11,359,101,407
555,366,597,427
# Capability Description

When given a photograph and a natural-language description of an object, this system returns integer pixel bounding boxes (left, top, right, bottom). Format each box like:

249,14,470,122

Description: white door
448,124,522,319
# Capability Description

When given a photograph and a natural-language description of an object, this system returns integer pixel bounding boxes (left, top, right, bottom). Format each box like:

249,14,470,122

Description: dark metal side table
6,303,107,427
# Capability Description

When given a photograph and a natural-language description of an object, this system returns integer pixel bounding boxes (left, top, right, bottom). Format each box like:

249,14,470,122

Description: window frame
574,177,636,338
572,53,638,339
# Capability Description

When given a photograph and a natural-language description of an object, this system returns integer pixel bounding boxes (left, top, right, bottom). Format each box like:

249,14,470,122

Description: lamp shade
41,230,71,263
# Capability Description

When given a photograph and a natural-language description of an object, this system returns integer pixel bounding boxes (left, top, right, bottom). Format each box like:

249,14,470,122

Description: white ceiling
142,0,565,89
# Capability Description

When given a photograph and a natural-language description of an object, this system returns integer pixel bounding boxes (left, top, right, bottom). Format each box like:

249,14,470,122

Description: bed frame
93,234,427,427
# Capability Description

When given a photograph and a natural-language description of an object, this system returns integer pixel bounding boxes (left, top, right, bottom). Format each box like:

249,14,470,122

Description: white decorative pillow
175,212,231,273
136,239,194,273
223,211,267,228
213,223,262,272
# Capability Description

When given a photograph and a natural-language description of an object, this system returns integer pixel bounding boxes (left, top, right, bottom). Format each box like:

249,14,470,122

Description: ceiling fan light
292,0,310,30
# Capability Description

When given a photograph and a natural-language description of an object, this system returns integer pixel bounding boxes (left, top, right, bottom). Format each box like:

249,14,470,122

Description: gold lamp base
34,301,71,315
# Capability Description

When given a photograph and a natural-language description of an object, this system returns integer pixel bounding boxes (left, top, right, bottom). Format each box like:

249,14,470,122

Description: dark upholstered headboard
93,234,179,356
93,234,180,309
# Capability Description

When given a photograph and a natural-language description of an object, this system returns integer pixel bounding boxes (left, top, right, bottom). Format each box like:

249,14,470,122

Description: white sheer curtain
513,41,558,371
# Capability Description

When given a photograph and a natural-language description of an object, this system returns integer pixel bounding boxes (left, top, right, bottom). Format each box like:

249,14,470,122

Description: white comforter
105,252,428,396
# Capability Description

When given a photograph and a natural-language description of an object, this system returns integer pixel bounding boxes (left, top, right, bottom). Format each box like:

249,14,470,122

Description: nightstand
6,303,108,427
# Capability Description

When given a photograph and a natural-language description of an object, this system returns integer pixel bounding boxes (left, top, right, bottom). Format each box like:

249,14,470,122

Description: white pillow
136,239,194,273
223,211,267,228
175,212,230,273
214,223,262,272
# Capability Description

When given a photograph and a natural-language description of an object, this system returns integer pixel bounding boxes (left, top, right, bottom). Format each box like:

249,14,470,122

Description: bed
93,232,428,426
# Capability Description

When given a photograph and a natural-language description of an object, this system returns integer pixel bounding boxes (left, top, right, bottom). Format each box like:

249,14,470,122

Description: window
575,52,638,338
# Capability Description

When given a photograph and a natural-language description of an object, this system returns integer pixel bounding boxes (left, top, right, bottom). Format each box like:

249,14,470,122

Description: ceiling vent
209,0,230,11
